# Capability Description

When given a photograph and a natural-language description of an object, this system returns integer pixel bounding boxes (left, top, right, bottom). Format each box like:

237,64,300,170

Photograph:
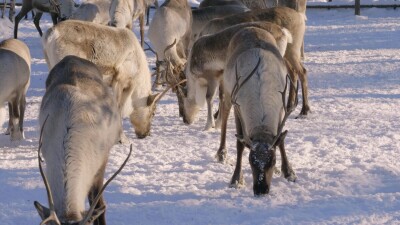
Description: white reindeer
183,21,292,131
200,7,310,117
217,27,298,196
70,0,112,25
42,20,169,140
109,0,156,47
14,0,75,38
34,55,129,225
0,38,31,141
148,0,192,116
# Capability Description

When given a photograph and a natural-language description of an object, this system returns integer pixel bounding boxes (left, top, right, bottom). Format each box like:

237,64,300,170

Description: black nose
253,182,269,197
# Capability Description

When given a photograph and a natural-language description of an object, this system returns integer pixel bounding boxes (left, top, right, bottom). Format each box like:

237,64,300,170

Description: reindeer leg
14,4,32,38
33,12,43,37
215,79,224,129
230,109,245,188
139,13,145,48
10,96,23,141
18,93,26,139
286,61,298,111
296,65,311,118
278,140,296,182
216,95,232,163
146,6,150,26
5,102,12,135
204,80,218,131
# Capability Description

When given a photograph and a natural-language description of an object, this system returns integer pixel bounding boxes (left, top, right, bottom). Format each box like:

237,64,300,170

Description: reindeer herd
0,0,311,224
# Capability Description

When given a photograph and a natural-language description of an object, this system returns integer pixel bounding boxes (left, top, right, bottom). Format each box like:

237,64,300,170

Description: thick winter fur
109,0,155,46
217,27,296,196
190,5,249,49
38,55,121,223
70,0,112,25
200,7,310,117
184,21,292,130
148,0,192,66
13,0,75,38
42,20,157,139
0,38,31,141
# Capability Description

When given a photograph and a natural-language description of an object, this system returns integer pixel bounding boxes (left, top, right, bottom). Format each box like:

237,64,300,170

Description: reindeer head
35,116,132,224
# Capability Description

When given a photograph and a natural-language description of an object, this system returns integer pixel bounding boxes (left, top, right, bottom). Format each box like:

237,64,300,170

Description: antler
268,75,299,150
231,58,261,148
37,115,61,225
79,144,133,225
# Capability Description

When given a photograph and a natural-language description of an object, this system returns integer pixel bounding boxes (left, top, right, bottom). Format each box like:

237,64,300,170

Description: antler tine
144,41,158,57
38,115,61,225
80,144,133,225
163,39,177,57
269,75,299,150
153,79,187,105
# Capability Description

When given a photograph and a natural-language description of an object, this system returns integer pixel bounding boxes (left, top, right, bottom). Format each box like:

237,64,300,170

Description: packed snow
0,1,399,224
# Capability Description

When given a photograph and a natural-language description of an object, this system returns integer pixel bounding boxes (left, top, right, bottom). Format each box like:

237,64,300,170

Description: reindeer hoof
229,179,244,189
274,167,281,176
203,123,214,131
215,149,227,163
283,167,297,182
296,106,311,119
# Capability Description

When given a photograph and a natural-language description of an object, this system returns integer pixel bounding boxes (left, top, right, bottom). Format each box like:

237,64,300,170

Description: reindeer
42,20,170,140
189,5,249,49
183,21,292,131
34,55,130,225
109,0,156,47
216,27,297,196
148,0,192,116
0,38,31,141
200,7,310,117
14,0,75,38
1,0,15,21
70,0,112,25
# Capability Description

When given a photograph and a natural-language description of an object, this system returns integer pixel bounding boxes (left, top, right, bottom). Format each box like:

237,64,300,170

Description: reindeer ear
274,130,288,147
84,205,106,224
34,201,50,220
147,93,161,106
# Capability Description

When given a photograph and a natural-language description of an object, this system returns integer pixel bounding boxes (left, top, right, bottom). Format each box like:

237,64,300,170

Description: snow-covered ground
1,2,400,225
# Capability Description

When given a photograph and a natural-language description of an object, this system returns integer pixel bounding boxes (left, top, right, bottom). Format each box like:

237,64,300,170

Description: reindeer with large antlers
34,55,131,225
42,20,170,140
217,27,298,196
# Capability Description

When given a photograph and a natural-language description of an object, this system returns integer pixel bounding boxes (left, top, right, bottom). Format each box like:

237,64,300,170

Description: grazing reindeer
217,27,297,196
34,55,129,225
199,0,246,8
70,0,112,25
42,20,169,139
184,21,292,131
190,5,249,49
148,0,192,117
14,0,75,38
200,7,310,117
0,38,31,141
109,0,156,47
